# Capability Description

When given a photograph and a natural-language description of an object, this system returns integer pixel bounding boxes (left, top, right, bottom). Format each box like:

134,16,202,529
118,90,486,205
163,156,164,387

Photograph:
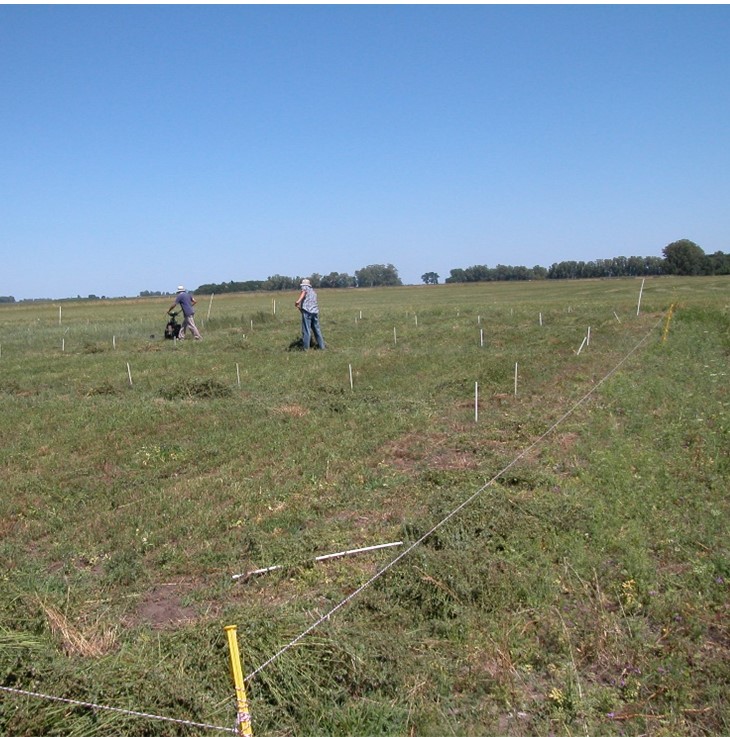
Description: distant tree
445,268,467,283
644,257,665,275
446,264,545,283
421,272,439,285
264,274,299,290
0,296,15,303
611,256,628,276
625,257,645,276
662,239,706,275
195,281,265,294
463,265,491,282
707,250,730,275
493,264,509,280
548,261,580,279
355,264,402,287
320,271,356,288
548,255,666,279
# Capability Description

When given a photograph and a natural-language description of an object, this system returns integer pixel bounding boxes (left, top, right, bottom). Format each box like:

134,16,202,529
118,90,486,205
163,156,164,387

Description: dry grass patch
274,403,308,417
40,600,118,657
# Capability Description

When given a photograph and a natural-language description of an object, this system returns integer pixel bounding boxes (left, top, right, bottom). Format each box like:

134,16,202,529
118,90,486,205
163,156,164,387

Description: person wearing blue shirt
167,286,202,340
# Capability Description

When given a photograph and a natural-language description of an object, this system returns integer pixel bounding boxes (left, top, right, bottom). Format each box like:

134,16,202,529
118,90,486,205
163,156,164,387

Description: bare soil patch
131,582,198,629
380,431,481,473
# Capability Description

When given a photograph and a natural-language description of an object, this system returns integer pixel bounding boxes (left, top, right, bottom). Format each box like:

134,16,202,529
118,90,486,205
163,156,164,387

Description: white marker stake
272,298,276,316
250,319,253,331
414,314,418,326
393,327,397,345
207,293,214,320
474,382,479,423
576,336,587,355
112,335,116,350
58,306,62,325
480,328,484,347
359,310,362,320
477,314,481,325
236,363,241,388
126,363,133,386
514,362,518,397
587,326,591,346
636,278,645,316
539,312,543,327
233,541,404,580
348,364,354,391
61,338,65,352
614,311,621,323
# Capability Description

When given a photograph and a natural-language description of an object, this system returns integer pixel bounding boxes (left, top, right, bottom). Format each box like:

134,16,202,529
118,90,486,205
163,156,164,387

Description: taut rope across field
244,314,665,683
0,684,238,733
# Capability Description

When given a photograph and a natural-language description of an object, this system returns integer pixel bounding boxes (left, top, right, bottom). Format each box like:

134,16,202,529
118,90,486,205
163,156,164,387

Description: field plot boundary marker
244,313,665,685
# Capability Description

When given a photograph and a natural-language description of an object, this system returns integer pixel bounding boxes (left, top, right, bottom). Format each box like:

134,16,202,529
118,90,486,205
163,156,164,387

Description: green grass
1,277,728,736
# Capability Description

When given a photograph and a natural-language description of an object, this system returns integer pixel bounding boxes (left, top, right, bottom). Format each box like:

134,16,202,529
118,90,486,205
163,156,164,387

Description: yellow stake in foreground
662,303,676,342
224,625,254,736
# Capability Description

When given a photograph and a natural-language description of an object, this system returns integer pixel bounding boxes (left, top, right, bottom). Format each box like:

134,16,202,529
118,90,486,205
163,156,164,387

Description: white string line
245,316,663,684
0,685,237,734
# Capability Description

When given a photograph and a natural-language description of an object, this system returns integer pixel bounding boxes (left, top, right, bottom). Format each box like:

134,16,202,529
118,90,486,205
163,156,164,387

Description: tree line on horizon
2,240,727,304
446,240,729,282
192,239,728,294
193,263,402,295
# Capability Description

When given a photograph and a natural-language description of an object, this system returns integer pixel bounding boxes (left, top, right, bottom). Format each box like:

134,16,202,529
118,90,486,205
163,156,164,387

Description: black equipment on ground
164,311,182,340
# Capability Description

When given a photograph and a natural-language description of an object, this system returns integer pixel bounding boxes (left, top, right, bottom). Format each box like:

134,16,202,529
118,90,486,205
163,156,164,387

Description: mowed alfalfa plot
1,277,728,737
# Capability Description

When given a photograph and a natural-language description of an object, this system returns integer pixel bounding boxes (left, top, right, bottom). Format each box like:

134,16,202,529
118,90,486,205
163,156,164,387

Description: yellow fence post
662,303,676,342
224,624,254,736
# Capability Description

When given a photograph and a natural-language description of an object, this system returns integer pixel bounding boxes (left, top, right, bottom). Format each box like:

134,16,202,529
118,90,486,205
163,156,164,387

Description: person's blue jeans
301,310,325,350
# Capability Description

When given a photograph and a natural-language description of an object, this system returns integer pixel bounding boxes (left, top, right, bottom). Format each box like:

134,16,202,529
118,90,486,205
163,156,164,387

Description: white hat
177,285,185,292
300,278,311,287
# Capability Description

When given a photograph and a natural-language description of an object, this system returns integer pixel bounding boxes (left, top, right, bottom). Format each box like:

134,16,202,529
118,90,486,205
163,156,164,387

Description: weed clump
81,341,105,354
86,381,120,396
0,380,24,395
159,378,231,400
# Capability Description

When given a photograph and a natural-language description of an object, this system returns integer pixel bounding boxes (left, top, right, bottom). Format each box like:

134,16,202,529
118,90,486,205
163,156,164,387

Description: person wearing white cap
294,278,325,350
167,285,202,340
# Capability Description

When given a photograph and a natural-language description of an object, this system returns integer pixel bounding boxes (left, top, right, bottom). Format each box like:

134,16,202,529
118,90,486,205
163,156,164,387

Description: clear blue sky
2,5,728,299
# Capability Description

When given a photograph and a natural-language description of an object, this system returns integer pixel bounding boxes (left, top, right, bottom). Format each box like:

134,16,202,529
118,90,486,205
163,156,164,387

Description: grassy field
1,276,728,736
